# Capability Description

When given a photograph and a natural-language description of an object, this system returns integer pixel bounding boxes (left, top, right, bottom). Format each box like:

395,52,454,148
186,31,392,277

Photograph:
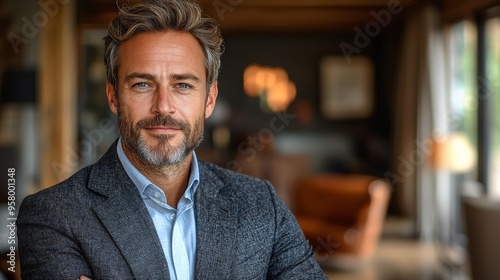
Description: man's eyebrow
124,73,156,83
170,73,201,83
123,72,202,84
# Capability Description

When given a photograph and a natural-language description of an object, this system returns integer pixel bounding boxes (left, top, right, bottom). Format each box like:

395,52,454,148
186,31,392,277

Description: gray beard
119,114,204,166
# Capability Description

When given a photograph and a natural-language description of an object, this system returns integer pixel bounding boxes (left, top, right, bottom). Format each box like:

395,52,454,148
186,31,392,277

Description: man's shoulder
26,142,120,201
21,165,94,206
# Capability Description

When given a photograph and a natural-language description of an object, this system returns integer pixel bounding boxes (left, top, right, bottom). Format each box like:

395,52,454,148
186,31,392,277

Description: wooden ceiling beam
77,0,415,32
204,7,379,33
442,0,500,22
197,0,397,8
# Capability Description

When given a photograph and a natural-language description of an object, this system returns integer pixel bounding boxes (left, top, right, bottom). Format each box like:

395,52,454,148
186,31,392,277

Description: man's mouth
144,126,181,133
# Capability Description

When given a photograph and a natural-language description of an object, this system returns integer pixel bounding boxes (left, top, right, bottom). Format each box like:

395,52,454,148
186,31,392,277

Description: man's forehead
116,31,206,76
120,31,204,55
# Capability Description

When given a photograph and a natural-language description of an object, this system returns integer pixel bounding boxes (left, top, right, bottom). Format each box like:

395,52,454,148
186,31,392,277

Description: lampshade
431,133,476,173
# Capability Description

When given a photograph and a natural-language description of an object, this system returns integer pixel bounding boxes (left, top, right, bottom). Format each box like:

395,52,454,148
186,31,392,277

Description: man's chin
136,147,180,164
140,131,181,147
136,140,188,165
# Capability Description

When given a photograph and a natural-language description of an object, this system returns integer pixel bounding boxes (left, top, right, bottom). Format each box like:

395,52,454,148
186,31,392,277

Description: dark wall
208,30,402,177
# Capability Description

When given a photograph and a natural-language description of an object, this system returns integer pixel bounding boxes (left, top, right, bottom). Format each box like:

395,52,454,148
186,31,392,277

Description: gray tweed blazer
18,141,327,279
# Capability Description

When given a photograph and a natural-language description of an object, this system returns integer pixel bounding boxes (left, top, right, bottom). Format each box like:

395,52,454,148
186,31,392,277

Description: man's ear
204,82,218,119
106,81,118,115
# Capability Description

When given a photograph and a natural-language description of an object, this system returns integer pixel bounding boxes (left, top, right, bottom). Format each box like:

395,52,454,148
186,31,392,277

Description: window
486,18,500,196
449,20,478,178
446,19,479,251
447,9,500,197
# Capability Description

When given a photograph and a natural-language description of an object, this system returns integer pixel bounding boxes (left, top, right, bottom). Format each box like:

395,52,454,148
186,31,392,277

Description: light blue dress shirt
116,139,199,280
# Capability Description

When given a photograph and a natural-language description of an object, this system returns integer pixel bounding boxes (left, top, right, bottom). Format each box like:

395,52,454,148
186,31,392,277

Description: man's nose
152,88,176,116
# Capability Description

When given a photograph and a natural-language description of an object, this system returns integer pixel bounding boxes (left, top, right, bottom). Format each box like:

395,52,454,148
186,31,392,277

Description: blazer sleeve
17,193,93,280
265,182,328,280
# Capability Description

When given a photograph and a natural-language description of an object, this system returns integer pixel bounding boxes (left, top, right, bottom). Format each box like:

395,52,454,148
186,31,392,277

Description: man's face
106,31,218,165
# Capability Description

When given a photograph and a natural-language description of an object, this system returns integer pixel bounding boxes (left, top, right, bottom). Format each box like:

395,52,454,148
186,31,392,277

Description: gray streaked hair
103,0,223,92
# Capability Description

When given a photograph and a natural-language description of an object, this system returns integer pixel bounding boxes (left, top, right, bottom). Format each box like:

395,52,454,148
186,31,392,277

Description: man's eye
133,82,150,88
177,83,192,90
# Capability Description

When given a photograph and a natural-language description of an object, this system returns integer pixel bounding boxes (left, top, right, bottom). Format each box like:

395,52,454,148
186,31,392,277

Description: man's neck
122,143,192,208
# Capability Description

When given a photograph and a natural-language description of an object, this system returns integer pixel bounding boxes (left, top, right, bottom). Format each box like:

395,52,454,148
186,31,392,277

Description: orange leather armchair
292,174,391,269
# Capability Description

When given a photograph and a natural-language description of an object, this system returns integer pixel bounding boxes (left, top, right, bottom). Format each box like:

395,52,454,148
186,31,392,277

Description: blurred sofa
292,174,391,269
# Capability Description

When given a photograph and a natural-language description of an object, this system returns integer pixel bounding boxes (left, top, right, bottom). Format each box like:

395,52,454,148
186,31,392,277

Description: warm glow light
243,64,263,97
243,64,296,112
267,67,288,89
267,81,290,112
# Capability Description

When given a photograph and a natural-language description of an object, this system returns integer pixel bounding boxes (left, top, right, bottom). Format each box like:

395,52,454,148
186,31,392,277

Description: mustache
136,115,189,131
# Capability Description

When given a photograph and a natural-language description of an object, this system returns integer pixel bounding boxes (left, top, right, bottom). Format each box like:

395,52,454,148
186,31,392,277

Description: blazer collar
87,141,171,279
194,162,238,279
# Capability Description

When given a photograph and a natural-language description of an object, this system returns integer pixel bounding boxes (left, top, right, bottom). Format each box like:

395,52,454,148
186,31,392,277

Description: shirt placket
171,212,190,279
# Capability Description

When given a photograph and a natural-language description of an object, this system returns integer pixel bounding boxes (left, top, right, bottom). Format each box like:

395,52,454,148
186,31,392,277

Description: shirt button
154,192,161,198
170,214,176,220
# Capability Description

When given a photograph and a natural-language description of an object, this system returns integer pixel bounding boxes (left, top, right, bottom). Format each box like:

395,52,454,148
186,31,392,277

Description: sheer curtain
392,2,453,246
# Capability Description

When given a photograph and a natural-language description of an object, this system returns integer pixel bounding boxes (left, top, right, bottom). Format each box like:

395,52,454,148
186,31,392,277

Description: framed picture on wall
319,56,375,120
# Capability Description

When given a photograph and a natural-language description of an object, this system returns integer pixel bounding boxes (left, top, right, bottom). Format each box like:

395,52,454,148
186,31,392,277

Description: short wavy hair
103,0,223,92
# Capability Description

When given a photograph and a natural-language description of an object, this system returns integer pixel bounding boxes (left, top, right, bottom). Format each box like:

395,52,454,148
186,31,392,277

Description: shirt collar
116,138,200,198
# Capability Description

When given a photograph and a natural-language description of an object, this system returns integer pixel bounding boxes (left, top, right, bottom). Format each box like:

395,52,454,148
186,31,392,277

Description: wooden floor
322,218,470,280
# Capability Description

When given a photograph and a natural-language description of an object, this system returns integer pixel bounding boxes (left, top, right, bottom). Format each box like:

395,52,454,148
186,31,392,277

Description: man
18,0,327,279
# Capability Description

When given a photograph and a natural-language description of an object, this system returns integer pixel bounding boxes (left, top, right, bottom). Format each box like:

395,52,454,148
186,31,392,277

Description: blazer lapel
194,162,238,279
88,143,170,279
